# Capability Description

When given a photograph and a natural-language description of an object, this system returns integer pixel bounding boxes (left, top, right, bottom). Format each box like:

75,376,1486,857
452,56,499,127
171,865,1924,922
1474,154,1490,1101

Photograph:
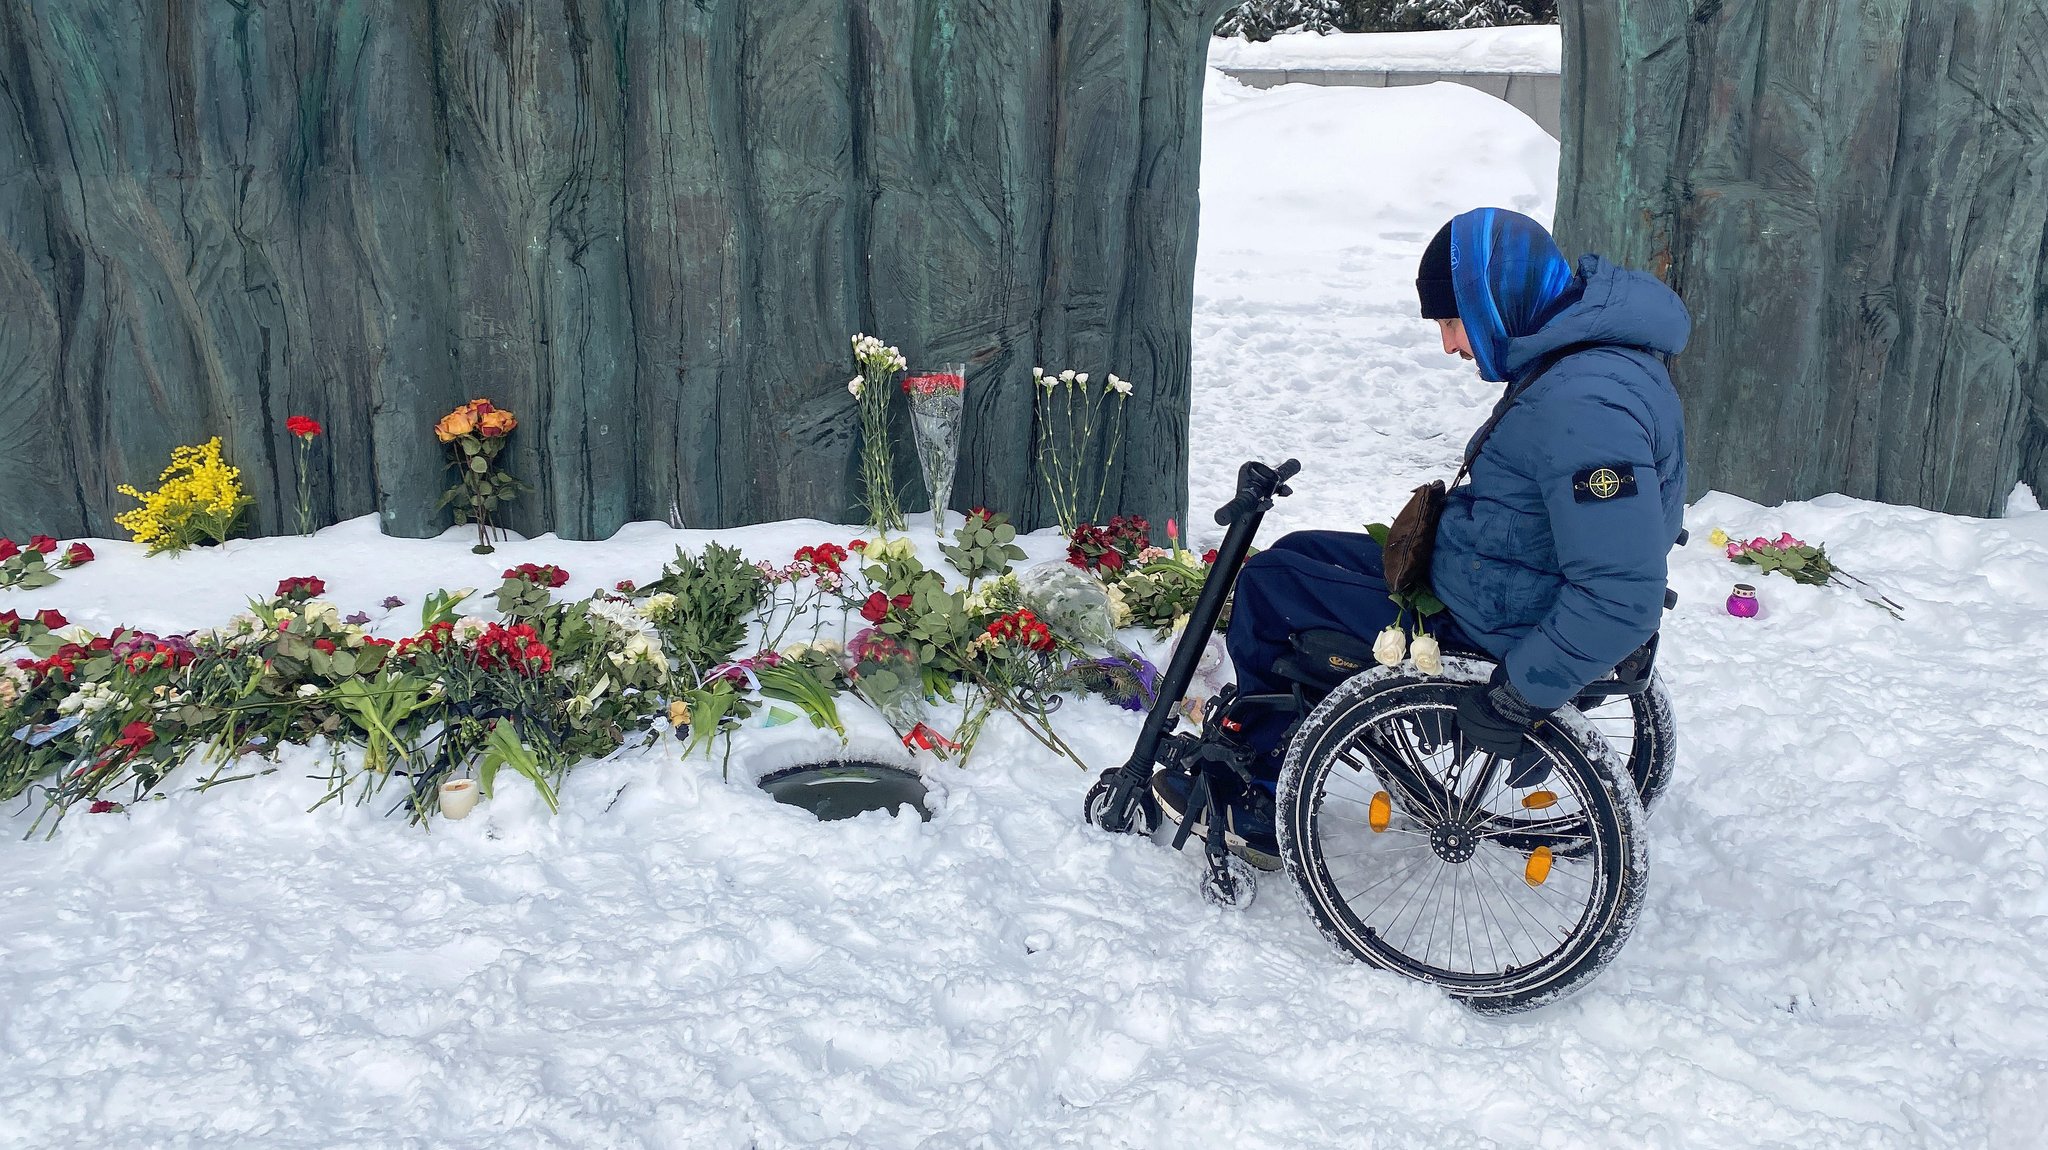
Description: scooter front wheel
1085,772,1161,836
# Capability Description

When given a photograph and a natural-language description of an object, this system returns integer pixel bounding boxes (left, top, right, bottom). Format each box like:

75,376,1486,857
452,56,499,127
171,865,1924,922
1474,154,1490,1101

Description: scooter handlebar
1213,458,1301,526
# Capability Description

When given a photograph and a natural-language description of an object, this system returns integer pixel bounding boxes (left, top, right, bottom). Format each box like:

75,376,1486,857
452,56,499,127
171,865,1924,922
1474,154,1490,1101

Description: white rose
1410,632,1442,675
1372,626,1407,667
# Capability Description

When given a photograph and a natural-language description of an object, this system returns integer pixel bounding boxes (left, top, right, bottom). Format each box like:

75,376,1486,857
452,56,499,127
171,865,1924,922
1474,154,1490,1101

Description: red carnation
614,579,636,593
34,609,67,630
27,535,57,554
59,542,94,568
794,542,850,575
89,800,122,815
1201,549,1219,566
286,414,323,439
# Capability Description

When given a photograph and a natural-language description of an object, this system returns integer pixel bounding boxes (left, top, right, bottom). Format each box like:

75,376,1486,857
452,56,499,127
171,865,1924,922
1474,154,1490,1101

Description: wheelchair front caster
1085,771,1160,836
1201,853,1258,910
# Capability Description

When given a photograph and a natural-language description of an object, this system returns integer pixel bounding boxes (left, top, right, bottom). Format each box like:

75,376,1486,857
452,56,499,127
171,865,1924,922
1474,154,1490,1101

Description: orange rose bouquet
435,398,526,554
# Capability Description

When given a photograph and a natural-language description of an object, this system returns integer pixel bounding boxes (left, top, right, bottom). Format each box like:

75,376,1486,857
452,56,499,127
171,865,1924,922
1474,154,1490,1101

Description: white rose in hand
1372,625,1407,667
1410,632,1442,675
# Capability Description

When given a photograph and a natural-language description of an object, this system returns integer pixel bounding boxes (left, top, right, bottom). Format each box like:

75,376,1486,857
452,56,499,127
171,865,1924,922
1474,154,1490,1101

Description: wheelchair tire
1276,657,1649,1015
1572,671,1676,812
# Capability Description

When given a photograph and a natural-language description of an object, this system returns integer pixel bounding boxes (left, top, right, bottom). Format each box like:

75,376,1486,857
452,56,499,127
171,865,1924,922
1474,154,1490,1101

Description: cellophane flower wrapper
908,389,965,536
1014,562,1116,651
845,628,927,735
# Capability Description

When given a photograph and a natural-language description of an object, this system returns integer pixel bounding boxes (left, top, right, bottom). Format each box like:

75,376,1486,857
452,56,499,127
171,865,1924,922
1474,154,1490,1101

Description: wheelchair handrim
1285,681,1632,998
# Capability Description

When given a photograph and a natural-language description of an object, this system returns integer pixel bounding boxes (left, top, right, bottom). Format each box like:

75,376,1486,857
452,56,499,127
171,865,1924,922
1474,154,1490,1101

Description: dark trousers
1223,530,1468,777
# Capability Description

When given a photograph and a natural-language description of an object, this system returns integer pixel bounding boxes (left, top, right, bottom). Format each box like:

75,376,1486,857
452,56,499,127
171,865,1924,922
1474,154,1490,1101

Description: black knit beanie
1416,220,1458,319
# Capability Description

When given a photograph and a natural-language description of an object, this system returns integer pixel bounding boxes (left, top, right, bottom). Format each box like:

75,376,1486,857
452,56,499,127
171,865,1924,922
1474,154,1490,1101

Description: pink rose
1750,537,1771,551
1776,533,1801,548
1726,543,1745,559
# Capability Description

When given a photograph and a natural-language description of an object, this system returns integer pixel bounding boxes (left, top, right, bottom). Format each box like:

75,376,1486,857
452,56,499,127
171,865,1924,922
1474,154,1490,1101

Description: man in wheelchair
1153,208,1691,869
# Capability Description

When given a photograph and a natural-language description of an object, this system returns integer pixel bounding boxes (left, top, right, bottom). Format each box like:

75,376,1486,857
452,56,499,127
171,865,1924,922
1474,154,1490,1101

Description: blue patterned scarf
1449,208,1577,383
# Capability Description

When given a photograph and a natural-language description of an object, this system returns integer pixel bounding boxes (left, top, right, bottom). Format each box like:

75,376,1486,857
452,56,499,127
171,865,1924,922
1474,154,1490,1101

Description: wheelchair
1084,460,1675,1015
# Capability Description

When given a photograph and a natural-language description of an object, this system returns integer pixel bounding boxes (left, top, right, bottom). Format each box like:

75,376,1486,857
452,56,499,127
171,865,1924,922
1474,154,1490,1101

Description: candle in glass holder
1726,583,1759,618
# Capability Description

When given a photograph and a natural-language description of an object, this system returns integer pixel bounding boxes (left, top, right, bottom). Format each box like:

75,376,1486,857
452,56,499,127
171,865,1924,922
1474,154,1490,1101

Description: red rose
504,563,569,588
312,638,337,654
34,609,66,630
860,591,891,623
276,576,326,601
114,721,156,758
286,414,323,439
27,535,57,554
60,542,94,568
0,539,19,562
88,800,121,815
1098,549,1123,572
1201,549,1219,566
614,579,636,593
0,610,18,636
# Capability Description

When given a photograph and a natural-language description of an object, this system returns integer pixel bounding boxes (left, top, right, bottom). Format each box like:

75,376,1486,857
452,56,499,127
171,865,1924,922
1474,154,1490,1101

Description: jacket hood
1505,256,1692,378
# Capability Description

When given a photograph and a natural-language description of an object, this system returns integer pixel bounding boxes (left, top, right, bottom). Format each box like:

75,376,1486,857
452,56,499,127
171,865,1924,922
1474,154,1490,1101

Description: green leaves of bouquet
939,509,1027,585
641,543,768,673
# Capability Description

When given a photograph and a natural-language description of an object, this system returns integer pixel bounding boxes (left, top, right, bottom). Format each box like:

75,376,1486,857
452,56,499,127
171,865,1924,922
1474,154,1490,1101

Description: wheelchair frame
1084,459,1672,1007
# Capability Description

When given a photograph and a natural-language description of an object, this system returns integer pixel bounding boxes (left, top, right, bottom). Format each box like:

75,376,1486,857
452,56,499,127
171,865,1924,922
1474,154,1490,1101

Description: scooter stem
1108,459,1299,788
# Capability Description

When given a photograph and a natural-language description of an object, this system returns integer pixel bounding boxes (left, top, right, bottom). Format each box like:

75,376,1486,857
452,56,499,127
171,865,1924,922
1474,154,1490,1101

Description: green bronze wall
0,0,1233,540
1556,1,2048,517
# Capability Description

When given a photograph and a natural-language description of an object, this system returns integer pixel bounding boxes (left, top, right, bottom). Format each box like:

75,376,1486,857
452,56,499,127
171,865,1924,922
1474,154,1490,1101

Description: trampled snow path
4,74,2048,1150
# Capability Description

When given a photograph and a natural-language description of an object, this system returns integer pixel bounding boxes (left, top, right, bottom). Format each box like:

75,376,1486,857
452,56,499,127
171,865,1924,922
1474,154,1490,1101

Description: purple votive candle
1727,583,1759,618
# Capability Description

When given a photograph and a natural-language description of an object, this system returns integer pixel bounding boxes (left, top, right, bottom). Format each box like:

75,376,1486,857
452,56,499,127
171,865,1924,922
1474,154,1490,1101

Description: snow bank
1208,26,1563,75
4,74,2048,1150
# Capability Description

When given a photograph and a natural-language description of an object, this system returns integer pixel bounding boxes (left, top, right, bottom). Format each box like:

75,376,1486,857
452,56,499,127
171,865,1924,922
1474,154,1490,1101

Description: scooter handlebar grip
1213,459,1304,525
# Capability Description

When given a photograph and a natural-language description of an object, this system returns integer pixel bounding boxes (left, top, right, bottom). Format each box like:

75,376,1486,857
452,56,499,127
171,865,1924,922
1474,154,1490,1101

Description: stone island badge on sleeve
1572,464,1638,503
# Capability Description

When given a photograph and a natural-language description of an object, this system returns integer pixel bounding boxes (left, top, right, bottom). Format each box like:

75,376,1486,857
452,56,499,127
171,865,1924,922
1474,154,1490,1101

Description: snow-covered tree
1407,0,1557,29
1213,0,1557,37
1215,0,1344,41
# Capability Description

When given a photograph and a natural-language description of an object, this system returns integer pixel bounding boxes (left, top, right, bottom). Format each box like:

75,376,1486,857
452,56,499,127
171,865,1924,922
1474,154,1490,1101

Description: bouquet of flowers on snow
1711,528,1903,618
0,535,93,590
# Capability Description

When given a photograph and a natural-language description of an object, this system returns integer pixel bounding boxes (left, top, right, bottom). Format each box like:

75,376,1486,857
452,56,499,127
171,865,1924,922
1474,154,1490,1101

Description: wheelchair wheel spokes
1278,667,1647,1014
1570,673,1675,811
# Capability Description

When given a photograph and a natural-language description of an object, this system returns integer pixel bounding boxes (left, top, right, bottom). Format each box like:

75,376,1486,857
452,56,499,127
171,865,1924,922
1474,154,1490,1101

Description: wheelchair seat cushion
1280,627,1659,701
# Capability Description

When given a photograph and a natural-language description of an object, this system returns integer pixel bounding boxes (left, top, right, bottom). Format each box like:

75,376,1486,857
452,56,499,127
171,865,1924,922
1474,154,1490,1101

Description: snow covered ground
1207,26,1562,75
5,71,2048,1150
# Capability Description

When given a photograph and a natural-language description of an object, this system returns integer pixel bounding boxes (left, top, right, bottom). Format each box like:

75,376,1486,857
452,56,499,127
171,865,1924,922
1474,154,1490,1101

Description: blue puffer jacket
1430,214,1690,711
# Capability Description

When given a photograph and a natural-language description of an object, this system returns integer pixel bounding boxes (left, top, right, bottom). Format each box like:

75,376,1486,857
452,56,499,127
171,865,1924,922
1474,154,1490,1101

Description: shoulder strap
1451,342,1605,485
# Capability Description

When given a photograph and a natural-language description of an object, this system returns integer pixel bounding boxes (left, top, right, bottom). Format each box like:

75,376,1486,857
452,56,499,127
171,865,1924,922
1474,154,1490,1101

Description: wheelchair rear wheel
1276,658,1648,1015
1573,672,1675,811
